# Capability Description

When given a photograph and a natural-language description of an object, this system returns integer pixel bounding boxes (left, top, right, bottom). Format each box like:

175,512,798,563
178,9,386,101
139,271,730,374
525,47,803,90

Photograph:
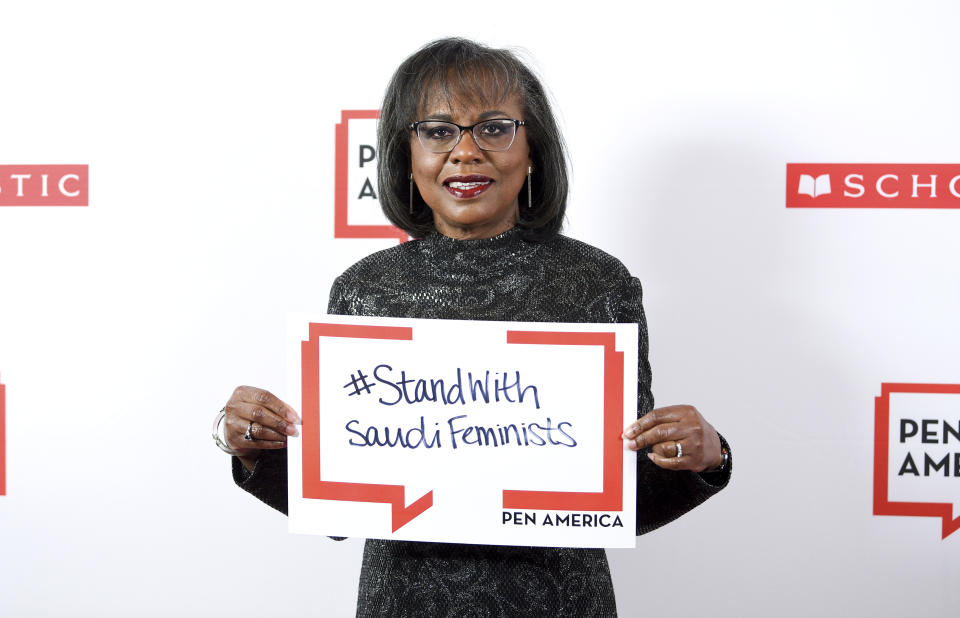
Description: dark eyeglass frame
409,118,526,153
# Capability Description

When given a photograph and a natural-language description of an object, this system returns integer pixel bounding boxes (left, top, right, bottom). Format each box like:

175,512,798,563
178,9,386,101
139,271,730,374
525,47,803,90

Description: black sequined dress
233,228,731,617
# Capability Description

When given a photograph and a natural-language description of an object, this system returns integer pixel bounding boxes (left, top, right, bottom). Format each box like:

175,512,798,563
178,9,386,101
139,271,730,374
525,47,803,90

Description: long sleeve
232,448,288,515
617,276,732,535
228,229,731,617
229,277,355,515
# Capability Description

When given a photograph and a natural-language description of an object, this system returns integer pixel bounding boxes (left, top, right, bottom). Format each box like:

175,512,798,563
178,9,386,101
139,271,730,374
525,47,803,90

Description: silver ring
676,441,683,458
244,421,255,441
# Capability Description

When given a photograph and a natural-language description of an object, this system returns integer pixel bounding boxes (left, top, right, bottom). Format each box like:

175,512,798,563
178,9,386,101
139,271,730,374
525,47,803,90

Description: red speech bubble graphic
0,165,88,206
873,382,960,539
301,323,429,532
786,164,960,208
333,111,408,243
502,331,624,512
300,323,625,532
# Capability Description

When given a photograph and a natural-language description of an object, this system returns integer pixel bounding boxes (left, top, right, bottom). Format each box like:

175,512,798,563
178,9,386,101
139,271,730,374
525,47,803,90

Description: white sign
876,384,960,538
287,315,639,548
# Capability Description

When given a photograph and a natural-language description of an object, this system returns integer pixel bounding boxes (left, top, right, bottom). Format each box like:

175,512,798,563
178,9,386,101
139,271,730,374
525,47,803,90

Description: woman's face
411,93,531,240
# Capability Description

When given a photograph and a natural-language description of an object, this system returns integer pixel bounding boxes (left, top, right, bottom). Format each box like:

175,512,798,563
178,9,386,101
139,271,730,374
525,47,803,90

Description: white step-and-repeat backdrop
1,1,957,616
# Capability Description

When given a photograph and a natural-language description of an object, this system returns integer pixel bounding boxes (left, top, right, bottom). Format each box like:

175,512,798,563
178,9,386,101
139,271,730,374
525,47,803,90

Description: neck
432,208,518,240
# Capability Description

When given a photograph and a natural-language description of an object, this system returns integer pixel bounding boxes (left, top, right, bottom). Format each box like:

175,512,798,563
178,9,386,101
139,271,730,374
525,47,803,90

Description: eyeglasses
410,118,525,153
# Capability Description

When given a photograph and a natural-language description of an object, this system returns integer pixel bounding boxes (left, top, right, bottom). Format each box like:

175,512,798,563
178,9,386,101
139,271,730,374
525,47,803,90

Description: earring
409,173,414,214
526,166,533,210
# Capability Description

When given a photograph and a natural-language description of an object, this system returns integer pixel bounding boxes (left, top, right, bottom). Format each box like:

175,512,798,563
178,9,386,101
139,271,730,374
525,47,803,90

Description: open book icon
798,174,831,197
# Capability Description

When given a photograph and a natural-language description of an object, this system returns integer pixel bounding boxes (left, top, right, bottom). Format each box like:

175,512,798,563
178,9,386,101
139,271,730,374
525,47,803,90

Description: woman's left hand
622,405,723,472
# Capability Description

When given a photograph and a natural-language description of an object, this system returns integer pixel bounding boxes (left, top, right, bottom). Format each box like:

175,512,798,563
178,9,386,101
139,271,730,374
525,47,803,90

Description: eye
426,127,451,139
478,121,508,136
421,123,457,140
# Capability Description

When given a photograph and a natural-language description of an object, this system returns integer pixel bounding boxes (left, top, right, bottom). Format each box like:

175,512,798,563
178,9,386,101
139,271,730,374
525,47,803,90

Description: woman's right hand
224,386,301,470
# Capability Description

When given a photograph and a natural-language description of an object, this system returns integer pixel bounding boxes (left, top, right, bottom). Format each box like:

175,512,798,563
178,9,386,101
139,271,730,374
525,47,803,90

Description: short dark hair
377,38,568,241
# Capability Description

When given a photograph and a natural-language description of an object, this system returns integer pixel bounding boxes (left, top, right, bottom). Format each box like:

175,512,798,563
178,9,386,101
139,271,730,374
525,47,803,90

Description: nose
449,128,484,164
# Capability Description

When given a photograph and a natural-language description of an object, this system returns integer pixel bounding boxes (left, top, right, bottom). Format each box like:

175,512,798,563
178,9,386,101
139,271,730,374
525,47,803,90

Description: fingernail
287,411,301,424
286,425,299,437
647,453,655,461
624,427,637,438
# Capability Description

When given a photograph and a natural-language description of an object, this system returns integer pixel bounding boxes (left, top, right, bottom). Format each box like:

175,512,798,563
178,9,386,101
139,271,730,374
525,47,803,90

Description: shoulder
335,240,421,287
538,234,635,281
327,239,425,314
534,234,645,321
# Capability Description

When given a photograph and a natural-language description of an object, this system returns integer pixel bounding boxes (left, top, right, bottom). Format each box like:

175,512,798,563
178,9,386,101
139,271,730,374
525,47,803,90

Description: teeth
448,181,490,189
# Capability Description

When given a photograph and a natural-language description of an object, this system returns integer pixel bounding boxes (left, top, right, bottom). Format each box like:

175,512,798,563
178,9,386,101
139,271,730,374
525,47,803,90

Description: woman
216,38,731,616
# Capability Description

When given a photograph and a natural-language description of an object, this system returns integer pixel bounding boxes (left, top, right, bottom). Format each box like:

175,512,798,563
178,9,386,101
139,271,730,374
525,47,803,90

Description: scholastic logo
874,383,960,539
786,164,960,208
333,111,407,242
0,165,88,207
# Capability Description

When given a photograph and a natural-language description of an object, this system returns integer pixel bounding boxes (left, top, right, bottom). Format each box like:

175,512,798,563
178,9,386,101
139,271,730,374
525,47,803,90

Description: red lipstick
443,174,493,199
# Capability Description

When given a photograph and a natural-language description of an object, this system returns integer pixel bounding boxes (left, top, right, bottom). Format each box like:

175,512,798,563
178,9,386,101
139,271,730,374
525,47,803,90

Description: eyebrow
423,110,512,122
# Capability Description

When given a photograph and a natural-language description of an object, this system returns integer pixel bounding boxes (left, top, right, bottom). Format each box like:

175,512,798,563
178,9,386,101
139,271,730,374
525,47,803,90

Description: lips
443,174,493,199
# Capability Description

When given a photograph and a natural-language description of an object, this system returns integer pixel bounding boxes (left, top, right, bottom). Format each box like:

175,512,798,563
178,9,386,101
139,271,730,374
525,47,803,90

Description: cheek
506,145,532,186
411,150,443,185
503,157,532,188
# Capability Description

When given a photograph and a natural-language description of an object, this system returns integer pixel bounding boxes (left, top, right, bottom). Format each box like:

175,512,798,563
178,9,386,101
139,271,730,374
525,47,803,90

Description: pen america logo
0,165,88,206
874,383,960,539
333,111,407,242
786,164,960,208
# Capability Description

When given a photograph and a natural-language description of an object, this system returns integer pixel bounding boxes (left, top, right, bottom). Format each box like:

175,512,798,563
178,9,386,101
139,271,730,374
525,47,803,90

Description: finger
241,439,287,450
232,386,301,425
234,418,287,443
622,406,689,439
647,451,686,470
229,436,288,450
233,385,301,424
626,422,685,451
229,401,299,437
227,401,295,437
651,440,682,458
224,417,288,450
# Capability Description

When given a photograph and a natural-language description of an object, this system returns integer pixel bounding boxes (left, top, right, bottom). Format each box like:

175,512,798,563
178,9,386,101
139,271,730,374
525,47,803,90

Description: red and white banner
786,164,960,208
333,111,406,242
0,165,88,207
3,4,960,616
874,383,960,539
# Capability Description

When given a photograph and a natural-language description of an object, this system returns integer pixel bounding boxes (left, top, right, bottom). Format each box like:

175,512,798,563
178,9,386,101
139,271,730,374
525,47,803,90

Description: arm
228,275,355,515
615,276,732,535
224,386,300,514
233,447,289,515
